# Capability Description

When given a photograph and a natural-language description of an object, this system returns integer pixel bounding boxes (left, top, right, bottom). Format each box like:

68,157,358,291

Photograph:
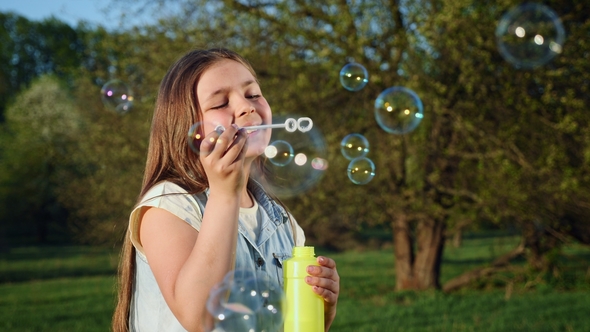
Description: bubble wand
215,117,313,133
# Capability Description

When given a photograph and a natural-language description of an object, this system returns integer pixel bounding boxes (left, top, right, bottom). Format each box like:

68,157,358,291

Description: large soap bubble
204,269,285,332
374,87,424,135
253,114,328,198
496,3,565,69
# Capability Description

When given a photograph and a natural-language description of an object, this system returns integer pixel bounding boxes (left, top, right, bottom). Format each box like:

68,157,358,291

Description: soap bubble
339,63,369,91
188,121,225,155
253,114,328,198
347,157,375,185
374,87,424,135
188,122,206,154
496,3,565,69
340,133,370,160
311,157,329,171
204,269,285,332
100,79,133,114
265,140,294,167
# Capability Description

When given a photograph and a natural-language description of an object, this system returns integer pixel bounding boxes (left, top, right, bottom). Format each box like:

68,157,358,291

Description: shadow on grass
0,245,118,283
0,245,117,261
0,269,117,284
442,258,490,266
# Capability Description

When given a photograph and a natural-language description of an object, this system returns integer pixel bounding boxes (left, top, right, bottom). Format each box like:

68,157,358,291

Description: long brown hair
112,48,258,332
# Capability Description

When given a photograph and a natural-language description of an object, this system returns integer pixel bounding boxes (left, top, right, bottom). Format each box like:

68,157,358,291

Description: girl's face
196,59,272,159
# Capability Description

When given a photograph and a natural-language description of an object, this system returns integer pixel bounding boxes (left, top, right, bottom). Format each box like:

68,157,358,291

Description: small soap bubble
496,3,565,69
340,133,370,160
339,63,369,91
347,157,375,185
265,140,294,166
374,86,424,135
100,79,133,114
311,157,329,171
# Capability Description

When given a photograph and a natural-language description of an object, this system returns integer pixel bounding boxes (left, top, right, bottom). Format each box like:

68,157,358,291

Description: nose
235,97,255,118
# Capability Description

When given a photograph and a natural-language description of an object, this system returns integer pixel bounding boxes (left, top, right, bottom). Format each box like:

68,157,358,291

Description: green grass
0,276,116,332
0,233,589,331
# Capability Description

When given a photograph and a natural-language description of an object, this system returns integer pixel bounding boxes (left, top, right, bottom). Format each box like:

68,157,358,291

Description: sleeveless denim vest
129,180,296,331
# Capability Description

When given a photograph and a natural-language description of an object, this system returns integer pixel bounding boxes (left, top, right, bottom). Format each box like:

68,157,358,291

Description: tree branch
442,241,525,293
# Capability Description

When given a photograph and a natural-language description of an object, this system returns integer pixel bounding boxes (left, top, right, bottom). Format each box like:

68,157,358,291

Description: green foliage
0,13,87,119
0,75,81,243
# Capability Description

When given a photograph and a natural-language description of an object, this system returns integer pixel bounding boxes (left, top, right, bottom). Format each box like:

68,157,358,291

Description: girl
112,48,339,332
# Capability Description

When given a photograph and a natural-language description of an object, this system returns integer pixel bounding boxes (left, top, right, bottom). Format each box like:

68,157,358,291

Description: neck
240,158,254,208
240,187,253,208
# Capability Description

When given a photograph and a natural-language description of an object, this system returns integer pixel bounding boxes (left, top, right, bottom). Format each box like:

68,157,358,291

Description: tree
0,13,87,121
0,75,81,244
114,0,590,291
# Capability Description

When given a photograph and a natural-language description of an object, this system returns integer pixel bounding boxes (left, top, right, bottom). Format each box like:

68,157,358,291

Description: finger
307,264,339,281
210,124,239,158
317,256,336,269
305,274,338,291
308,282,338,304
199,129,222,157
223,128,248,164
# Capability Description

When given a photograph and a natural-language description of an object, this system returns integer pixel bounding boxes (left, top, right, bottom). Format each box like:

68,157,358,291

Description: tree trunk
414,218,446,289
393,213,415,290
393,215,446,290
522,221,560,272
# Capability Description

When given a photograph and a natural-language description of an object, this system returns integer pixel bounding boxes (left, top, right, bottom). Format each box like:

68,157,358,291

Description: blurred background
0,0,588,331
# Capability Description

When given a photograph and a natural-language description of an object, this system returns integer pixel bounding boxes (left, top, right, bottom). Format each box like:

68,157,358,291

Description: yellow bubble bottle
283,246,324,332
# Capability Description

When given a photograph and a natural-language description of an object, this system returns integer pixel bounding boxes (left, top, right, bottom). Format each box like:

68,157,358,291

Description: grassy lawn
0,233,589,331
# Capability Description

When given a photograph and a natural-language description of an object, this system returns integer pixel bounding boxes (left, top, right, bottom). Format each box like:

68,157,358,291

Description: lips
240,122,261,135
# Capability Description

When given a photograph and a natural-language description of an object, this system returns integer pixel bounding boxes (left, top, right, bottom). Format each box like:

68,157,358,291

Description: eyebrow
204,79,257,102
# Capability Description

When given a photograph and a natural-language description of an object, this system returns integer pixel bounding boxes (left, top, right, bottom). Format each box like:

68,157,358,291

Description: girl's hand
199,124,248,194
306,256,339,331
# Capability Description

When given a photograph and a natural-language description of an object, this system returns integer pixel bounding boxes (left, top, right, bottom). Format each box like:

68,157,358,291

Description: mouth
246,129,258,135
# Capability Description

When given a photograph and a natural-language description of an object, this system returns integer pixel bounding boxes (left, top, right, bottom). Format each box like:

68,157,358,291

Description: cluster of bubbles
203,269,285,332
496,3,565,69
100,79,134,114
337,63,424,185
334,3,565,185
340,134,375,185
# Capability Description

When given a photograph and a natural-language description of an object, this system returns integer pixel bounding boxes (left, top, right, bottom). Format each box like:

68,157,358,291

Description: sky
0,0,156,30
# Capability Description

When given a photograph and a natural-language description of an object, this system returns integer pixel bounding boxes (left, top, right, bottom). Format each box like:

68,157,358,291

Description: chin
248,146,266,158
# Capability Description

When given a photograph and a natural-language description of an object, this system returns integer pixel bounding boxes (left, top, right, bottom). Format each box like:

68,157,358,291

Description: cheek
202,114,229,133
262,129,272,146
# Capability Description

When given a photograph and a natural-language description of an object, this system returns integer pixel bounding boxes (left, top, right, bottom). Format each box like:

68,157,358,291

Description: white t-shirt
129,181,305,257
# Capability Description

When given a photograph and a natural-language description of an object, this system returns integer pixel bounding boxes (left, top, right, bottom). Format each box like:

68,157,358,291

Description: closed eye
210,102,228,109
